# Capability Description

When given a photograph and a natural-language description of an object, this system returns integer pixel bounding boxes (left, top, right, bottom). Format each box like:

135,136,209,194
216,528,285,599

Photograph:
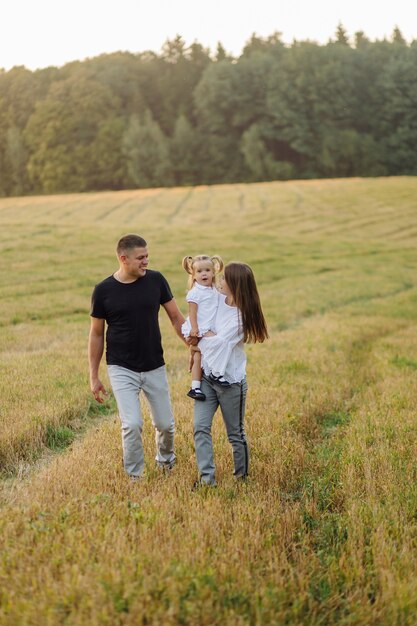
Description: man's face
122,246,149,278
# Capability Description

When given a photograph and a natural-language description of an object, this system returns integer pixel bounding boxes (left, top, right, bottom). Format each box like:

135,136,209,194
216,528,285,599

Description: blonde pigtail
211,255,224,286
211,255,224,275
182,256,194,274
182,255,195,290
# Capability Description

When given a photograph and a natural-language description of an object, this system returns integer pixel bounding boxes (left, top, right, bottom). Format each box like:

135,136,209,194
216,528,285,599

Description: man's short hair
117,234,147,256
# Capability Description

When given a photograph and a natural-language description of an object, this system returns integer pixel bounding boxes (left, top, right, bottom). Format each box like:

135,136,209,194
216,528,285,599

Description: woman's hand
203,331,216,337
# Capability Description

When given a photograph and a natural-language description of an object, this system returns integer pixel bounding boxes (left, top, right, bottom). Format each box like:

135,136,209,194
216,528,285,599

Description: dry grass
0,177,417,624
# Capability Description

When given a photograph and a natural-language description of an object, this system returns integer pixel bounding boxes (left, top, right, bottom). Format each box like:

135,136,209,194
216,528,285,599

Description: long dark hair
224,262,268,343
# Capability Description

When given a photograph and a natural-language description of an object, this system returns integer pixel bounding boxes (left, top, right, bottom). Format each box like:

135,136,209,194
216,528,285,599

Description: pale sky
1,0,416,71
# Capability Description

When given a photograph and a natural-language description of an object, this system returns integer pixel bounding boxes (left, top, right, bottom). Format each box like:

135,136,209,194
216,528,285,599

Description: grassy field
0,177,417,625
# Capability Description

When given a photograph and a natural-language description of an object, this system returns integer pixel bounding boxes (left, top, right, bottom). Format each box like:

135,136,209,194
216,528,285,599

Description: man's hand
91,378,108,404
88,317,106,403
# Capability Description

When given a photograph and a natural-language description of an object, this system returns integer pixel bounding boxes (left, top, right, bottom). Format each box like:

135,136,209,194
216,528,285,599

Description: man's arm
162,298,187,344
88,316,107,403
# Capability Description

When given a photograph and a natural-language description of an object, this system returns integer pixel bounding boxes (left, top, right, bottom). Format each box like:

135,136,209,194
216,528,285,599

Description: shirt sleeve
199,334,243,377
159,273,174,304
199,299,245,377
90,284,106,318
215,308,243,345
203,328,243,358
185,286,201,305
199,308,244,375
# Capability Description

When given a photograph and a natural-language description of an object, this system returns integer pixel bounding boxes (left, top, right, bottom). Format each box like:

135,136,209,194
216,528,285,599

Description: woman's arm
213,316,243,346
199,305,244,377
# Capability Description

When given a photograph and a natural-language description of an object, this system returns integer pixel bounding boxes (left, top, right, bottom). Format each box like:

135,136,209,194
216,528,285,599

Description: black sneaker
187,388,206,401
191,479,217,491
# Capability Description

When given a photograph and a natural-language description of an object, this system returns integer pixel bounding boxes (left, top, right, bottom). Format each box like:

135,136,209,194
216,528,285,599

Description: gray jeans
108,364,175,477
193,375,248,485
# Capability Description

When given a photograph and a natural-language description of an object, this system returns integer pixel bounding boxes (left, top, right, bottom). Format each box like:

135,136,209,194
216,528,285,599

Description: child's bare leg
187,351,206,401
191,351,202,383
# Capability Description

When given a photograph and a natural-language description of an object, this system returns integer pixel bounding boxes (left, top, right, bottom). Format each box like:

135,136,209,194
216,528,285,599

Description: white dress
199,294,246,384
181,284,220,338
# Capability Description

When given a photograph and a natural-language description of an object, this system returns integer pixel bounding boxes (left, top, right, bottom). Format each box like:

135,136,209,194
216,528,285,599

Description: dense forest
1,26,416,196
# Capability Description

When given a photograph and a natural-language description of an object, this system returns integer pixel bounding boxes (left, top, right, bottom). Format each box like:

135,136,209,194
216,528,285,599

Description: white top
199,294,246,384
181,284,220,337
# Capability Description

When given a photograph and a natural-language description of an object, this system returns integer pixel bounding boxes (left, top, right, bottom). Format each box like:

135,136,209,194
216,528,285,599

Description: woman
192,262,268,487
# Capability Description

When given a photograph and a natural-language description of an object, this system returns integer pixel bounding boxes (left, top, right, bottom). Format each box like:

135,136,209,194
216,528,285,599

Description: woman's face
218,274,232,297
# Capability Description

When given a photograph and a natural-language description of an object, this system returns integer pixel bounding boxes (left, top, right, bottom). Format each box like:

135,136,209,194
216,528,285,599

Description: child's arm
188,302,199,337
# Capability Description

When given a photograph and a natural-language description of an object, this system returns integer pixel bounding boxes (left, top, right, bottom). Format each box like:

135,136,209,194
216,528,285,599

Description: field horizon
1,176,417,625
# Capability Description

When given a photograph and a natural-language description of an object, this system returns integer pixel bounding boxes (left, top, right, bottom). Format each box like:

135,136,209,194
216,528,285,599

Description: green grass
391,355,417,370
45,425,76,451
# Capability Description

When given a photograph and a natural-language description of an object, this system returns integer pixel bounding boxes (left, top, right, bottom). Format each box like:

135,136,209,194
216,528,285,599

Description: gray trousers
108,365,175,477
193,375,248,485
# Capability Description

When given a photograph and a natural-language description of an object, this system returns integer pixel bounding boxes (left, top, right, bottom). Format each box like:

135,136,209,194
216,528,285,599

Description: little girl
181,254,224,400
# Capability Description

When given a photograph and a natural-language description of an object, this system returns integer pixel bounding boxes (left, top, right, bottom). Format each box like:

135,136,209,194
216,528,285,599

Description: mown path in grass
0,177,417,624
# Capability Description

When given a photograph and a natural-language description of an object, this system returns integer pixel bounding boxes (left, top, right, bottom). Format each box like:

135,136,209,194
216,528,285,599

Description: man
88,234,185,480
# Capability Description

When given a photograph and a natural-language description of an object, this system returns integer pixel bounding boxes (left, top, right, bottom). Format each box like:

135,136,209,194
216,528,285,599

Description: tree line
1,26,416,196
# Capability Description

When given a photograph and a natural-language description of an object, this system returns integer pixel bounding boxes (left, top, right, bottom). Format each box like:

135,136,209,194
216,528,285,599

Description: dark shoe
209,374,230,387
187,388,206,401
208,373,231,387
156,460,175,473
129,474,144,483
191,479,217,491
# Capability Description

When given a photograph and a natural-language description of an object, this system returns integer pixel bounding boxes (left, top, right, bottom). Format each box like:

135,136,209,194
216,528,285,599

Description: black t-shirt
90,270,173,372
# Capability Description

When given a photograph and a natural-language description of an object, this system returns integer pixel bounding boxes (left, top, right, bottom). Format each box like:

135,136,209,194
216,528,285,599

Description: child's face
193,262,214,286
